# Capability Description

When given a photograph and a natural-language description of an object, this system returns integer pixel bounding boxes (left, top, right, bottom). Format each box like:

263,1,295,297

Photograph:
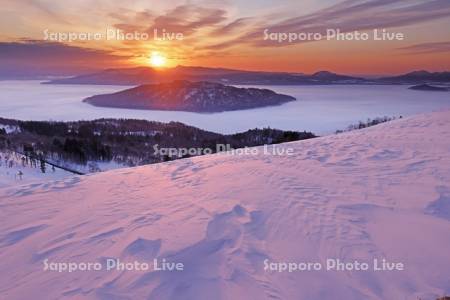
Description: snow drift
1,111,450,300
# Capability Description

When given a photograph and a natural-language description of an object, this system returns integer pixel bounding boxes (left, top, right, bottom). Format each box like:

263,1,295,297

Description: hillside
1,111,450,299
0,150,74,188
0,117,314,178
83,81,296,112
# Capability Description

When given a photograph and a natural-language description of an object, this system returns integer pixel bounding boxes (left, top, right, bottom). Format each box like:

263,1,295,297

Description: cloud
2,0,449,73
19,0,73,25
104,4,233,58
110,5,228,37
397,41,450,54
152,5,226,34
203,0,450,49
105,4,231,54
110,9,155,32
0,40,131,76
210,18,253,36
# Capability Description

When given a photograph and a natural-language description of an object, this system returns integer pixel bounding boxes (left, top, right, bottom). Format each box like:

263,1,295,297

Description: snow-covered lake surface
0,80,449,134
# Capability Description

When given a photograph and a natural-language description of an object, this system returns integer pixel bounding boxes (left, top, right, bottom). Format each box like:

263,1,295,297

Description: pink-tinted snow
1,111,449,300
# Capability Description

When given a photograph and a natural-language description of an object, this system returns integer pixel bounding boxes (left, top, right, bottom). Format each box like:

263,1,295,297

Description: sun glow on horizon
149,52,167,68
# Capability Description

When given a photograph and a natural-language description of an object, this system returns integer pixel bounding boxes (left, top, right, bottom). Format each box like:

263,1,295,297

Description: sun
149,52,167,68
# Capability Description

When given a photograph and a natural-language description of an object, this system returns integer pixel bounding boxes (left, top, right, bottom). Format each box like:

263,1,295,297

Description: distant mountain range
379,71,450,84
83,81,296,112
44,66,368,86
43,66,450,86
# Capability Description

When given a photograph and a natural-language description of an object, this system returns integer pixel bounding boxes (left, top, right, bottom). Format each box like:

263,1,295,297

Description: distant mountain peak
379,70,450,83
312,71,336,76
406,70,432,76
311,71,362,81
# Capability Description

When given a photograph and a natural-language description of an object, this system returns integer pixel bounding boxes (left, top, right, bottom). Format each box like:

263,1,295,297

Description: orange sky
1,0,449,75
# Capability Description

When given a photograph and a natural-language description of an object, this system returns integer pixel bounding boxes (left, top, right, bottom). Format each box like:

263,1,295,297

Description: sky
0,0,450,76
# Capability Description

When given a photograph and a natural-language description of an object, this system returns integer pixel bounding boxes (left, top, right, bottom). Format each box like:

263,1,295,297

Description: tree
40,158,46,173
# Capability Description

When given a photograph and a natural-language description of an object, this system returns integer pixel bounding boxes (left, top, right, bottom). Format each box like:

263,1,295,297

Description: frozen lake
0,80,449,134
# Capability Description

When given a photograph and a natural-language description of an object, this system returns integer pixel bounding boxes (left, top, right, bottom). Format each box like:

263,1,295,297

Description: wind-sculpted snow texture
1,111,450,300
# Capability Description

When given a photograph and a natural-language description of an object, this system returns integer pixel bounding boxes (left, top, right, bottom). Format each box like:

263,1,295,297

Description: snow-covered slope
0,150,75,188
1,111,450,300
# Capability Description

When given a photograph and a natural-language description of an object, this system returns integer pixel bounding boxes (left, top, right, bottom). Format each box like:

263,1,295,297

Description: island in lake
408,84,449,92
83,81,296,112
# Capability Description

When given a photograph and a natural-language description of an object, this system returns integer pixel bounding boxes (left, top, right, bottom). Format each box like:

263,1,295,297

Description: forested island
83,81,296,112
